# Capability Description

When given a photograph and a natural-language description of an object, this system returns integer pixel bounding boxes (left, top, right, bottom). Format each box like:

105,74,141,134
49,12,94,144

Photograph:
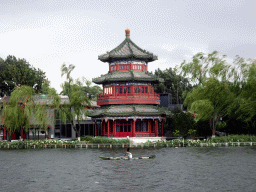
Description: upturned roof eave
92,70,161,84
88,104,166,118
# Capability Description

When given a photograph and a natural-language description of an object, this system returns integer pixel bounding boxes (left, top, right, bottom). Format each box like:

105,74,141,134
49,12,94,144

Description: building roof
93,70,162,84
89,104,166,117
98,29,158,63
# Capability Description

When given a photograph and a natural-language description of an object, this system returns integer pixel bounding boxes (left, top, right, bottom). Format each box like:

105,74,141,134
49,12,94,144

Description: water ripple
0,147,256,192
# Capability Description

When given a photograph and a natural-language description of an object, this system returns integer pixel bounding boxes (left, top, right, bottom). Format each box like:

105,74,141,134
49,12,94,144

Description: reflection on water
0,147,256,192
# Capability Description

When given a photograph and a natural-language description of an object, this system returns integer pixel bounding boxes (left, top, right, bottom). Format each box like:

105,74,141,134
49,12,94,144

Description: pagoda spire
125,29,130,39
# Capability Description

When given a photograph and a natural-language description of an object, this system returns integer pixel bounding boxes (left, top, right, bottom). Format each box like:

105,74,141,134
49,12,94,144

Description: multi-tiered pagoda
90,29,166,137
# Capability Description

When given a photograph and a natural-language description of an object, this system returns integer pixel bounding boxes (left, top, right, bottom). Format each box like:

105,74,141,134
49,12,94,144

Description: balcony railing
97,93,160,105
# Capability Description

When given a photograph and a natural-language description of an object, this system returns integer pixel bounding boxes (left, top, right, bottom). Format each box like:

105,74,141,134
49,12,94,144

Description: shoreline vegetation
0,135,256,149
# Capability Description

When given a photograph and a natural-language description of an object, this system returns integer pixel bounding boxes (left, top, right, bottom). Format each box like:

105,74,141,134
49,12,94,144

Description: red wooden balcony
97,93,160,105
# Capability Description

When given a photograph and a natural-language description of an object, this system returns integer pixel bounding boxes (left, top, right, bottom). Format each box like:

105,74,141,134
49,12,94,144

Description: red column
107,120,110,138
149,120,151,137
155,120,158,137
161,121,163,137
102,122,105,136
4,126,6,140
132,120,136,137
113,120,116,137
95,121,97,136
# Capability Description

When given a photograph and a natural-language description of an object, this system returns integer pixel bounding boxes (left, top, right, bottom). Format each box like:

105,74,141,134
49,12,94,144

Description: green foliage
234,63,256,122
80,136,93,142
80,136,130,144
49,63,91,137
154,68,193,104
210,134,256,143
188,129,197,138
184,77,234,135
82,79,102,101
1,85,50,133
216,121,227,131
0,55,47,97
173,112,195,138
173,130,180,137
178,51,256,136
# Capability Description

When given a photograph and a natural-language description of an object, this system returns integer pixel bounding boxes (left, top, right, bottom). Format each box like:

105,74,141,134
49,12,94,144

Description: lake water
0,147,256,192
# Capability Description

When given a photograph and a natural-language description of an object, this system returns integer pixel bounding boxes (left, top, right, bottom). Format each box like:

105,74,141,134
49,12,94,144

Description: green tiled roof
92,70,161,84
89,105,166,117
98,31,157,62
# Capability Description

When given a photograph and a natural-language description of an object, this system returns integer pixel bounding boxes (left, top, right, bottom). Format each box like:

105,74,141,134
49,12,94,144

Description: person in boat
125,148,132,159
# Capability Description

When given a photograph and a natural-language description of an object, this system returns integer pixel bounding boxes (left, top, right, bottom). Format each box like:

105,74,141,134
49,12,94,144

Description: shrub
80,136,93,142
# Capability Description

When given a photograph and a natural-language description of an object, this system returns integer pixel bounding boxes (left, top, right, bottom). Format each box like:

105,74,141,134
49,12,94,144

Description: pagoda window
134,86,137,93
150,88,153,94
124,66,126,69
145,87,148,93
136,120,148,132
128,87,131,93
119,66,121,70
115,87,118,94
142,87,144,93
124,87,127,94
138,87,141,93
127,66,129,69
119,87,123,94
128,125,131,132
104,88,108,94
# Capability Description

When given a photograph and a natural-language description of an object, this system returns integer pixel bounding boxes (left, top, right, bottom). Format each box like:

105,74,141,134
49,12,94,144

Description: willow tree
233,63,256,124
53,64,90,141
1,85,49,139
184,78,234,136
179,51,239,136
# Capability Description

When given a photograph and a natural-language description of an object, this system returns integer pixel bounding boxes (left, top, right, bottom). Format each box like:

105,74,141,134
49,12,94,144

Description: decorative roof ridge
128,38,154,56
127,40,133,57
109,38,129,54
130,70,135,80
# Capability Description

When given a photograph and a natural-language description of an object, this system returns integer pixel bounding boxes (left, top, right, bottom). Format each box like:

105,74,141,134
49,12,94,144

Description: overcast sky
1,0,256,93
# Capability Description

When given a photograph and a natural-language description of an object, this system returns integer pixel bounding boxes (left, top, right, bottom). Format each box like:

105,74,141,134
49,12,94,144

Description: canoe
99,155,156,160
